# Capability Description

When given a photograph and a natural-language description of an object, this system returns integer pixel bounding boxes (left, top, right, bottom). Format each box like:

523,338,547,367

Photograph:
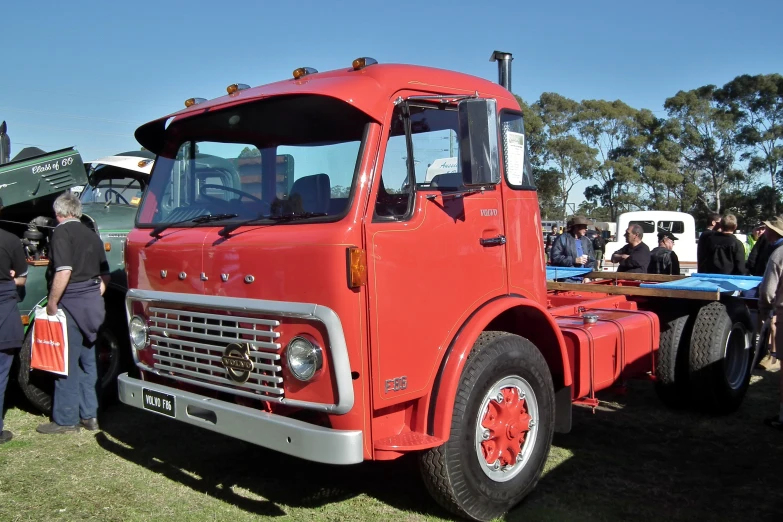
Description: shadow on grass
507,369,783,522
94,369,783,522
95,407,444,519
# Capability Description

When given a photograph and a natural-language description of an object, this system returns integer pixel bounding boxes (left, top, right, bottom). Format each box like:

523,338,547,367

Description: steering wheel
104,188,129,205
201,184,270,213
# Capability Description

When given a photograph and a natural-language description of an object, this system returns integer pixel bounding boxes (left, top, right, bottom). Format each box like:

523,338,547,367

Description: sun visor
134,116,175,155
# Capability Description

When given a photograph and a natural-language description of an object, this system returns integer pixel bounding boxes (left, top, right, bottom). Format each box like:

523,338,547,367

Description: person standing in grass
756,215,783,430
0,197,28,444
36,193,110,435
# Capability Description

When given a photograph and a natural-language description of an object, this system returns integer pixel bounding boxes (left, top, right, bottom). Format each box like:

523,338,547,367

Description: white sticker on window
505,131,525,186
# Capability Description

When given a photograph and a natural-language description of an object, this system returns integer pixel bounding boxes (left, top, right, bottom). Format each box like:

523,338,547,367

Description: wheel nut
493,460,500,470
496,392,504,402
482,429,490,440
529,419,536,429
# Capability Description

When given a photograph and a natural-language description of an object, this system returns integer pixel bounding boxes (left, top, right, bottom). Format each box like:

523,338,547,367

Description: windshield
137,95,370,226
80,171,145,206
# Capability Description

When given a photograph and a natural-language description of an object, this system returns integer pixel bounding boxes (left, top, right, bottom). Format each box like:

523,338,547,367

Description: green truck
0,139,154,411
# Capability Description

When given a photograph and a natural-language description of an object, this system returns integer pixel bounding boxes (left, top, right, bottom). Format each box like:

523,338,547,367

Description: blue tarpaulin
639,273,763,294
546,267,593,280
546,268,763,296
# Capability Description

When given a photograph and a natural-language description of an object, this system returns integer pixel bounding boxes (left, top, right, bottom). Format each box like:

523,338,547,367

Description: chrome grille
148,306,284,400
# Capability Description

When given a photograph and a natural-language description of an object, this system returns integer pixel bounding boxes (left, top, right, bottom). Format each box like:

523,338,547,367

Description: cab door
364,99,507,409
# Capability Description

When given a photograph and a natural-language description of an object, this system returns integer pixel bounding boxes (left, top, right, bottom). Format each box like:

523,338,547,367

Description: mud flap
554,385,572,433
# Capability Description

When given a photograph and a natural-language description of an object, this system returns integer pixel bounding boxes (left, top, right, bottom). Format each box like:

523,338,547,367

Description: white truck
602,211,698,274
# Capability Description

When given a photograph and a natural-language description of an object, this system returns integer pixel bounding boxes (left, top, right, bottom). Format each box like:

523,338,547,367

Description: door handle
480,235,506,247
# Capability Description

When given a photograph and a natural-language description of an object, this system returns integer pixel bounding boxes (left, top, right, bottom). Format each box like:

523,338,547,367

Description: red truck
119,51,757,521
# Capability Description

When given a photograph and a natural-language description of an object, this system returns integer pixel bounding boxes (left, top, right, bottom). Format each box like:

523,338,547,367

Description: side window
500,111,534,189
374,103,461,221
630,220,656,233
658,220,685,234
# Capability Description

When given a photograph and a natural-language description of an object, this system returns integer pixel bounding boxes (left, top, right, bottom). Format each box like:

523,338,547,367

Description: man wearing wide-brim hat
756,215,783,430
550,216,596,270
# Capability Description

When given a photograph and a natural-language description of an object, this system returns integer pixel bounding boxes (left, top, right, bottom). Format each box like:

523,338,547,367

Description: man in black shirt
0,197,28,444
648,231,681,275
36,193,110,435
697,212,721,273
698,214,745,275
611,223,651,273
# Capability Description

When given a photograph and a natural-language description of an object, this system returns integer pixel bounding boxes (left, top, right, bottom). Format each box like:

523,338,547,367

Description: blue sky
1,0,781,205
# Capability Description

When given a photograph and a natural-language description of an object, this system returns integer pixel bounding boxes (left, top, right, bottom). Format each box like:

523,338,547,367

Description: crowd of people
547,212,783,431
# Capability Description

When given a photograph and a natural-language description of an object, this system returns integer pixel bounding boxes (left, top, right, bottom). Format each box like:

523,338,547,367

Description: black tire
419,332,555,521
688,300,753,414
17,324,123,414
654,314,692,408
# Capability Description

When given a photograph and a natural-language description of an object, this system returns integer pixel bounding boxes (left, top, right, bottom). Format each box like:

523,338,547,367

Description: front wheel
419,332,555,521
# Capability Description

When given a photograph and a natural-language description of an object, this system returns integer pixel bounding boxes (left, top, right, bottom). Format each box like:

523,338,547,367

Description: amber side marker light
352,57,378,70
347,247,367,289
21,315,29,326
292,67,318,80
184,97,207,108
104,242,112,252
227,83,250,95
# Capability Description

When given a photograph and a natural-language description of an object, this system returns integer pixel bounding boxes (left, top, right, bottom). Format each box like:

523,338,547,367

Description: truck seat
290,173,331,214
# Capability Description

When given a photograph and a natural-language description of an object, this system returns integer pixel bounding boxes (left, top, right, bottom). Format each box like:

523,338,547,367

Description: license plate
142,388,176,418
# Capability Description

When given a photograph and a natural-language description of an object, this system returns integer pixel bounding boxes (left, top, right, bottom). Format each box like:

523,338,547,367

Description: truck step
373,431,444,451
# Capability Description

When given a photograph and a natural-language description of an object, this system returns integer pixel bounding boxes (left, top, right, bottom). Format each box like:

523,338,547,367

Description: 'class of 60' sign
31,156,74,175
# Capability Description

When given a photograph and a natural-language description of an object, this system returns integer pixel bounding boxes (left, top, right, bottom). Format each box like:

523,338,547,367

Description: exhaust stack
0,121,9,165
489,51,513,92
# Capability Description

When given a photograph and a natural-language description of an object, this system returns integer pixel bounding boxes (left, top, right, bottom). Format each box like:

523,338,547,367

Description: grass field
1,369,781,522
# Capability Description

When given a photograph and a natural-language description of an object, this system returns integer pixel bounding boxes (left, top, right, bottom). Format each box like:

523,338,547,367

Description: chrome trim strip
149,317,280,340
152,355,284,383
149,335,282,360
151,361,284,393
126,288,355,414
148,325,281,351
117,374,363,465
149,306,281,328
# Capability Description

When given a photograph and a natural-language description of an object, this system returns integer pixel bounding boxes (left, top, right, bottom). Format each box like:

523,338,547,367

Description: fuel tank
556,308,660,400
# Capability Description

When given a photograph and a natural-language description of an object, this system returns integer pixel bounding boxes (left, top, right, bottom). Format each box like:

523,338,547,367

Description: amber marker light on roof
292,67,318,80
184,97,207,108
227,83,250,95
352,57,378,70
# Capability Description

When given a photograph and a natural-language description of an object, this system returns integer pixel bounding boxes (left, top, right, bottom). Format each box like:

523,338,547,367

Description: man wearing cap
745,223,765,259
612,223,651,273
550,216,596,270
756,215,783,430
648,231,681,275
0,197,28,444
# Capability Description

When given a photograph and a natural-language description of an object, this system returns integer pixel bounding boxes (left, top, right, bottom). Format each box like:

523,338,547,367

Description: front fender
428,296,571,440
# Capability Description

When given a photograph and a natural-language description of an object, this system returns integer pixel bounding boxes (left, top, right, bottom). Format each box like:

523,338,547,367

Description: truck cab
118,55,756,522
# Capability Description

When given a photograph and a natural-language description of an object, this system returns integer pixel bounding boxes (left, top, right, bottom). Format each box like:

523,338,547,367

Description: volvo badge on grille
221,343,254,383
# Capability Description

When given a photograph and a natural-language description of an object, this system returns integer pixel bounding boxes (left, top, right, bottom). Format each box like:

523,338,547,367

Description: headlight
129,315,148,349
286,336,323,381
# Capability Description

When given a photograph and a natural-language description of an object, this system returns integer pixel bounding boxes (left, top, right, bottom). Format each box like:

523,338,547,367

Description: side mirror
458,98,500,186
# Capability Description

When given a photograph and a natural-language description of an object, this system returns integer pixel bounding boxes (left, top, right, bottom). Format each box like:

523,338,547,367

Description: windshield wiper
218,212,328,237
150,213,238,238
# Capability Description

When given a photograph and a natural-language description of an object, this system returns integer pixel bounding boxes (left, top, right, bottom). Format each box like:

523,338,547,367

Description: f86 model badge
221,343,254,383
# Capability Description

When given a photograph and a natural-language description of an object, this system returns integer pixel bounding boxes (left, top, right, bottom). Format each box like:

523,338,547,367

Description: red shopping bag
30,306,69,376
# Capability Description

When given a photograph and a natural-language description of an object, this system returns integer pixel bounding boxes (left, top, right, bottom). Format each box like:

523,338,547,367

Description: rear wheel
655,314,692,408
17,324,123,414
419,332,554,521
688,300,753,414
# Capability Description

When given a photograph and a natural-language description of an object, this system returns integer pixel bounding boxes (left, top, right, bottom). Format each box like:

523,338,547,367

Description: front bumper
117,373,364,465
